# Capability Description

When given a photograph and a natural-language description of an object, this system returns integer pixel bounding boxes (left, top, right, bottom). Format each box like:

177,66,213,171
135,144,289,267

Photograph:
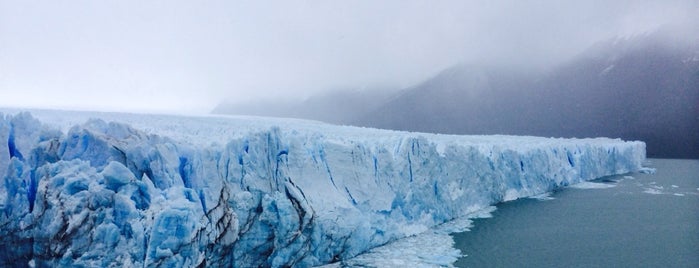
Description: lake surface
453,158,699,267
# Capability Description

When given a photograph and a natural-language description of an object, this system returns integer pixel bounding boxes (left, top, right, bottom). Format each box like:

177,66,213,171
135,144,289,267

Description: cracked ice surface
0,109,645,267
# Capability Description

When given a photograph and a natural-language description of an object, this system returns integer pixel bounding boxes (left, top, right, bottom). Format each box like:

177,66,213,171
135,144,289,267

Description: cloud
1,0,696,113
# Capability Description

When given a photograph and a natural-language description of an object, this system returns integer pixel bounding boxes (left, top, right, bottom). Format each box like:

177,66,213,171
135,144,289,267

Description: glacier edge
0,110,645,267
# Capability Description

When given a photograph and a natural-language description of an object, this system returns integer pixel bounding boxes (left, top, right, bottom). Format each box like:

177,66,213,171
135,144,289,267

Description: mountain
213,24,698,159
212,88,396,125
356,64,540,135
356,25,699,159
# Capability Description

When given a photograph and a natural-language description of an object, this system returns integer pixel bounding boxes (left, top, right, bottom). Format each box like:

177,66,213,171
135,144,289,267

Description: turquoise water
453,159,699,267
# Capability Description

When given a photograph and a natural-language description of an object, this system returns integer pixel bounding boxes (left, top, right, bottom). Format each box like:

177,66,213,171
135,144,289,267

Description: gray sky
1,0,696,114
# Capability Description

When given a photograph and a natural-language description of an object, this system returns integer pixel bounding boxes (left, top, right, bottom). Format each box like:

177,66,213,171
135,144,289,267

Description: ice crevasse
0,110,645,267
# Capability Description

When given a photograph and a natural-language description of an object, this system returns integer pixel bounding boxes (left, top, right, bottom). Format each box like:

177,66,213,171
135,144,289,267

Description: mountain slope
212,88,396,125
357,26,699,158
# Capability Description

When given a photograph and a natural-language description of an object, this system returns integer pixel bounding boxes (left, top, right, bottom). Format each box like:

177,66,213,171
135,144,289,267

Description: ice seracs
0,109,646,267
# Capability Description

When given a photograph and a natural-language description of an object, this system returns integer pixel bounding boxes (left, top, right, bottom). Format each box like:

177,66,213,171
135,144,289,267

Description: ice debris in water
570,181,617,189
638,167,656,174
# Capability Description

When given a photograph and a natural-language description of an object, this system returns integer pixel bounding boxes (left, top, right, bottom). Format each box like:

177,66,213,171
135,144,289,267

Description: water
453,158,699,267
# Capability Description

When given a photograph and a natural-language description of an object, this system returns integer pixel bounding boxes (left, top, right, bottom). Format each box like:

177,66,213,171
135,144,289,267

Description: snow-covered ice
0,109,646,267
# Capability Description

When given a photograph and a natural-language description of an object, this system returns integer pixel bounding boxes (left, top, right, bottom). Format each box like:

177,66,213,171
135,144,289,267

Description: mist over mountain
213,88,397,124
359,25,699,159
214,25,699,159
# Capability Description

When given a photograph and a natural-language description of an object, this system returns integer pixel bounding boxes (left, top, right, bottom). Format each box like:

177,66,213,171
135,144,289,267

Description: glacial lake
452,158,699,267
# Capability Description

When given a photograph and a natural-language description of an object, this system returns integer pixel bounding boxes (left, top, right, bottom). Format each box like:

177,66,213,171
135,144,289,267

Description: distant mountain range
214,25,699,159
213,88,396,125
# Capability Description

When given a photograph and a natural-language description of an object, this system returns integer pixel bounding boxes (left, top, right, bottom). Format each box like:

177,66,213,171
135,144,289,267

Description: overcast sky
1,0,696,114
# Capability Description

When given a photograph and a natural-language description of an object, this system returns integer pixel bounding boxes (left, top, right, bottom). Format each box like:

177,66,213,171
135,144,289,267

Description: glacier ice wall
0,111,645,267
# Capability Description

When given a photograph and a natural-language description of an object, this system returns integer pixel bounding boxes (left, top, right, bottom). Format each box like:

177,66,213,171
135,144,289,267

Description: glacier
0,109,645,267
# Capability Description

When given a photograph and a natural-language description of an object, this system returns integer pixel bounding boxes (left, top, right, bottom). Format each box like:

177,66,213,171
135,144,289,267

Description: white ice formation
0,109,645,267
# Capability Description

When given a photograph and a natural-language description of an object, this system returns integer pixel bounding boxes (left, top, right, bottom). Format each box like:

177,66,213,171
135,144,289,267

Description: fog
1,0,697,113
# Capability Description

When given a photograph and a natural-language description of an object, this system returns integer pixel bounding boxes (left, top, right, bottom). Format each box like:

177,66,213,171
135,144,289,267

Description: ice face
0,110,646,267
